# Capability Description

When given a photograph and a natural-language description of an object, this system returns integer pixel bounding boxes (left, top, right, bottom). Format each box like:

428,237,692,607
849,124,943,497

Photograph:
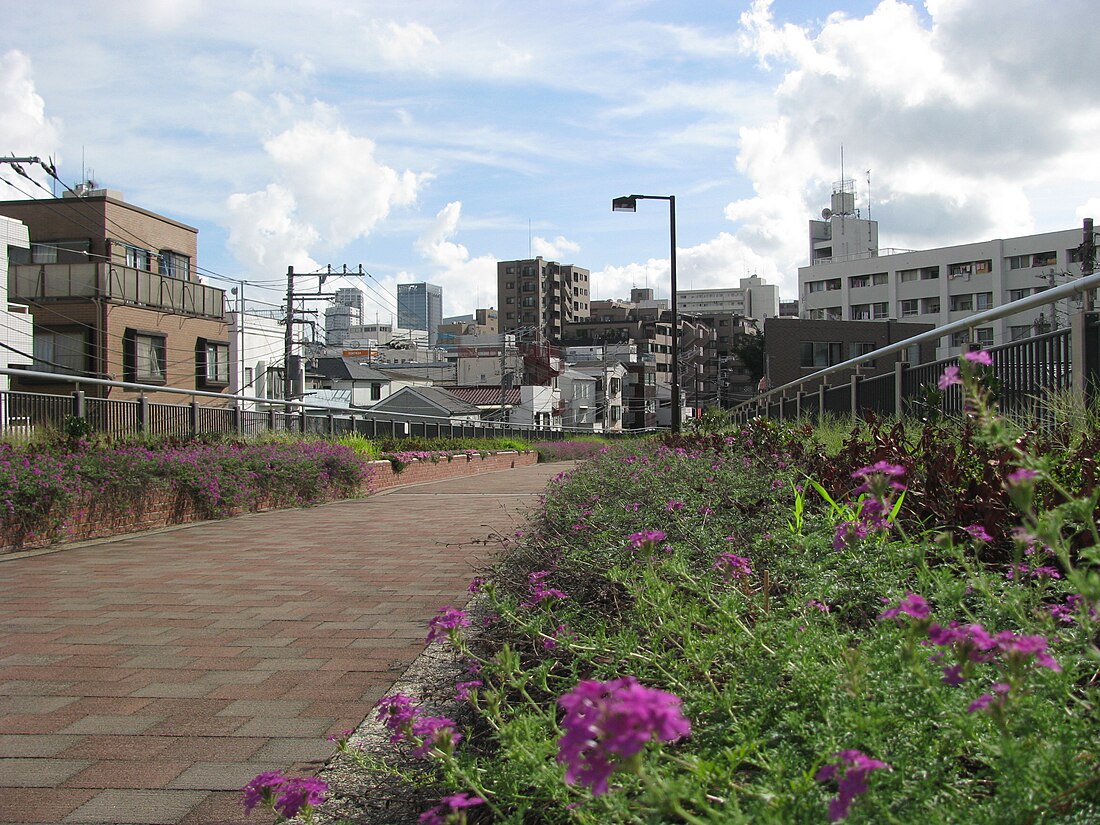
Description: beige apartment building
0,189,230,403
497,257,590,341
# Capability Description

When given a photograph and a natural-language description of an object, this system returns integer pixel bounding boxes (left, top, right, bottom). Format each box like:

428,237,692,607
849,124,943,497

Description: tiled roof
449,386,522,406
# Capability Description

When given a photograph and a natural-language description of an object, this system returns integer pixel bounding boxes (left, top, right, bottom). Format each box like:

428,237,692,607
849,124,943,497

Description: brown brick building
0,190,229,403
497,257,590,341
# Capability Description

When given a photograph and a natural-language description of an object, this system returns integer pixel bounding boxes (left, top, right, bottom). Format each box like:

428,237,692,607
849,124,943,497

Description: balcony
10,263,226,320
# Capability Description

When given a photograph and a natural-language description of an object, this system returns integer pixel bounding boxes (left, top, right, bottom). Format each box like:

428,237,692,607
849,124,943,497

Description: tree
730,322,765,385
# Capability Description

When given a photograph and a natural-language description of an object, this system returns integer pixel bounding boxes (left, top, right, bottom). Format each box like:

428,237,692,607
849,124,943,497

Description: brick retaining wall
0,451,538,554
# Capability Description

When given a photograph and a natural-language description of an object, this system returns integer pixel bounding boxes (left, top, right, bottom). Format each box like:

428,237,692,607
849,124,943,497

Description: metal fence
0,366,622,442
734,272,1100,426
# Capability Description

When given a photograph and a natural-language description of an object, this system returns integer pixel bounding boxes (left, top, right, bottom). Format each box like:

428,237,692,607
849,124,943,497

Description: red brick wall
0,451,538,554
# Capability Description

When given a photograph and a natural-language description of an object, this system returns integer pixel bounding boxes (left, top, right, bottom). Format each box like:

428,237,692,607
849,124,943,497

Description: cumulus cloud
531,235,580,260
226,106,428,273
0,51,62,199
364,20,441,67
709,0,1100,296
412,201,497,316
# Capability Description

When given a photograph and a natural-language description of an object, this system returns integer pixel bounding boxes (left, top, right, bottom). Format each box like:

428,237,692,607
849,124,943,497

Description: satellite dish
821,208,833,220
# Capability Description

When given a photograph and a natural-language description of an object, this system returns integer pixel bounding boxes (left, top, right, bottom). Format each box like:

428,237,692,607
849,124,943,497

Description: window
158,250,191,279
33,329,86,374
899,269,919,283
31,243,57,264
1009,325,1031,341
950,330,970,347
826,307,842,320
1008,288,1030,302
850,275,870,289
506,312,515,320
851,304,871,320
1032,251,1057,268
505,296,514,304
521,296,536,308
975,327,994,347
244,367,253,390
196,339,229,387
800,341,843,368
949,294,974,312
1008,255,1029,270
921,297,941,314
807,280,827,293
873,302,889,319
872,272,889,285
899,299,919,317
975,292,994,311
505,266,515,274
371,383,382,401
921,267,940,280
124,329,167,384
125,246,151,270
505,281,515,290
849,342,877,366
808,309,825,320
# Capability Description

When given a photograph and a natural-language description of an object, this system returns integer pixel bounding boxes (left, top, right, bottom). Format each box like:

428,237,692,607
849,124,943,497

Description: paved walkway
0,462,567,825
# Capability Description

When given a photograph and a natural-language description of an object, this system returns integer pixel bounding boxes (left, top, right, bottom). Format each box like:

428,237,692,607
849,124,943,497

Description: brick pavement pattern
0,462,568,825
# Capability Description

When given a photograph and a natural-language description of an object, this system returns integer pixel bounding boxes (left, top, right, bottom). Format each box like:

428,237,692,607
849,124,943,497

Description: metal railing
734,270,1100,424
0,365,653,441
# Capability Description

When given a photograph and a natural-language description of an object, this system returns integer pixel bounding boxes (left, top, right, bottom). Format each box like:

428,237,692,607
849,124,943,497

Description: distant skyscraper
325,288,365,347
397,282,443,347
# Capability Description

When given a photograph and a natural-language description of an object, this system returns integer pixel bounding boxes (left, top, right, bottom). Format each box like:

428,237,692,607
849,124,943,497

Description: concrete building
763,317,938,391
397,282,442,347
798,188,1091,357
437,308,498,344
227,303,297,408
498,257,590,341
324,288,364,347
0,216,35,392
676,275,780,324
1,190,229,403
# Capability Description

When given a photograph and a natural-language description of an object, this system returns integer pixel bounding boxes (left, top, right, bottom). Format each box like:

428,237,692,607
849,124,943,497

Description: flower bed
297,354,1100,824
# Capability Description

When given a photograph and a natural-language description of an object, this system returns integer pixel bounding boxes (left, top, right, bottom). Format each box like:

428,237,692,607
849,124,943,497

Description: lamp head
612,196,638,212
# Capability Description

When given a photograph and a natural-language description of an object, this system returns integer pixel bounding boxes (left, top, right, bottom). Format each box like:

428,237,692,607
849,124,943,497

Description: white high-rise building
325,288,365,347
798,183,1091,357
676,275,780,324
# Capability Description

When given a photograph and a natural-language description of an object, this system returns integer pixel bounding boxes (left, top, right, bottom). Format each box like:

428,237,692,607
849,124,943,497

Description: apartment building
676,275,780,324
798,204,1089,357
0,189,229,403
497,257,590,341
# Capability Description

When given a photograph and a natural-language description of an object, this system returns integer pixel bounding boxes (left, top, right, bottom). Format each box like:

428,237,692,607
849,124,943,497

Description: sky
3,0,1100,324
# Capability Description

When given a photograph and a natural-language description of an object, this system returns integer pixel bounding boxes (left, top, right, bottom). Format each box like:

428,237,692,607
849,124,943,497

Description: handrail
741,269,1100,413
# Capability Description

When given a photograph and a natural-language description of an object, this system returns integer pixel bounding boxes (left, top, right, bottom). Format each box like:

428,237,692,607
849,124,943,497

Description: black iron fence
735,310,1098,425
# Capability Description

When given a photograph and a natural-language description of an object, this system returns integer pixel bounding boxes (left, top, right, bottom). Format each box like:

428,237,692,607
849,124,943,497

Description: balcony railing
10,263,226,320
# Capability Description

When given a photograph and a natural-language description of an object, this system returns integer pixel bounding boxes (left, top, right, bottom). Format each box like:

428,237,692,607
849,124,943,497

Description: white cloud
364,20,441,67
0,51,62,199
226,106,429,274
530,235,579,260
412,201,497,316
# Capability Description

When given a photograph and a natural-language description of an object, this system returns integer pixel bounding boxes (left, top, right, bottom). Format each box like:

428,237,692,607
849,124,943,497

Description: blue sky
3,0,1098,323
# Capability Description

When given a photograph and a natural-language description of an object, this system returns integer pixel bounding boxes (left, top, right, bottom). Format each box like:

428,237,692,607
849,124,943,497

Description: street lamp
612,194,680,433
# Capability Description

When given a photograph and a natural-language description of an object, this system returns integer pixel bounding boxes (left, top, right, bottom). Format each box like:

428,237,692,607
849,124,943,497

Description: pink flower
242,771,286,815
878,592,931,622
664,499,686,512
557,676,690,796
419,792,484,824
938,365,962,389
964,524,993,542
427,606,471,644
1007,467,1038,485
275,777,327,819
964,349,993,366
454,680,482,702
714,552,752,580
522,570,568,607
815,749,890,821
628,530,667,549
376,694,420,742
411,715,461,758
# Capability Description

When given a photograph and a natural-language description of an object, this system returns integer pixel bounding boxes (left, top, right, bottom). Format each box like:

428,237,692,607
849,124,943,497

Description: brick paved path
0,462,568,825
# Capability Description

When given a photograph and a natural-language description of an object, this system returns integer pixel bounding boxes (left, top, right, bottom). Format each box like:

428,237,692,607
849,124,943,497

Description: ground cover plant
287,353,1100,824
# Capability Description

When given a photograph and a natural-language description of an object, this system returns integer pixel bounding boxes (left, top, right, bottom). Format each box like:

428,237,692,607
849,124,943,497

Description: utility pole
283,265,340,401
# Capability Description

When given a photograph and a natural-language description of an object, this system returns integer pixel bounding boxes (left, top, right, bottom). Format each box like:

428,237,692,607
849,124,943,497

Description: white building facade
676,276,780,324
0,216,36,391
798,222,1089,359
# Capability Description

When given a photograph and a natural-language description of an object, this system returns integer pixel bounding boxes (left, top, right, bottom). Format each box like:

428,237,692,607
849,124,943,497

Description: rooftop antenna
867,169,872,222
528,219,531,258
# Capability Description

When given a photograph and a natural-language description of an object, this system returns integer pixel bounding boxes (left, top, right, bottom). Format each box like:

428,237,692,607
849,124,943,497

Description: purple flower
1007,467,1039,485
557,676,690,796
851,461,906,480
664,499,686,512
427,606,471,644
467,576,485,593
967,682,1010,714
807,599,831,613
964,349,993,366
411,715,461,758
994,631,1061,672
714,552,752,581
455,680,482,702
522,570,568,607
964,524,993,542
878,592,931,622
833,519,870,551
815,749,890,821
628,530,667,550
275,776,328,819
242,771,287,815
419,792,484,824
376,694,420,742
938,365,962,389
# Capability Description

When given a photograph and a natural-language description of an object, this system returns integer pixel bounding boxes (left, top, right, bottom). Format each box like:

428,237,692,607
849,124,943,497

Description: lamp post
612,194,680,433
